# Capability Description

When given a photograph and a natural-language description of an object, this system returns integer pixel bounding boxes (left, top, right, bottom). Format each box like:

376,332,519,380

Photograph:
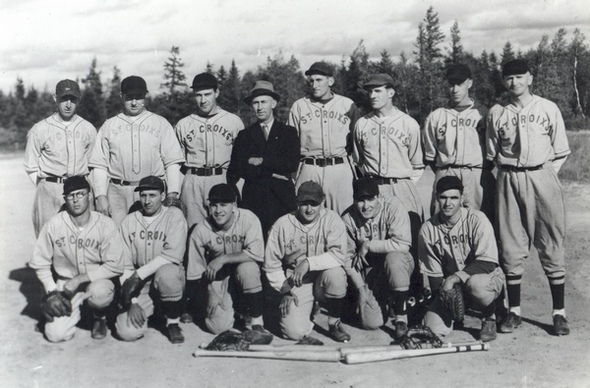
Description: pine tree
159,46,190,125
105,66,122,118
78,58,106,127
447,20,464,63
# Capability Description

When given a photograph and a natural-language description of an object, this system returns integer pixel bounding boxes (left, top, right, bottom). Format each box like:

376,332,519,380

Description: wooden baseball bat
343,343,489,364
192,349,342,362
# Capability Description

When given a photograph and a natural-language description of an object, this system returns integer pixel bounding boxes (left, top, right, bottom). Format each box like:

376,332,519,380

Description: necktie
262,124,269,141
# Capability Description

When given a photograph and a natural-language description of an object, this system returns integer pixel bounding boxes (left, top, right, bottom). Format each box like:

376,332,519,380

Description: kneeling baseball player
186,184,268,335
115,176,188,344
30,176,124,342
264,181,350,343
341,177,414,339
419,176,504,342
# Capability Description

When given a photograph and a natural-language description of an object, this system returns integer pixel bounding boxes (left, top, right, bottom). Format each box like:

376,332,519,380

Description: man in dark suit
228,81,300,236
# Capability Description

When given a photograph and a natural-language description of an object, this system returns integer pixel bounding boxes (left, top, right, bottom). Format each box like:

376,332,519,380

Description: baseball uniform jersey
24,113,97,237
89,110,185,224
288,95,359,215
175,109,244,227
423,100,495,218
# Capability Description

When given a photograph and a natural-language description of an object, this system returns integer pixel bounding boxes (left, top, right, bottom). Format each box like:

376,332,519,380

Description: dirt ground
1,152,589,388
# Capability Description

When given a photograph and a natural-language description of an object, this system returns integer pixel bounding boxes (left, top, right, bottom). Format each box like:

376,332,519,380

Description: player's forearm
136,256,171,280
165,163,181,194
27,171,38,185
35,268,57,293
87,264,122,283
92,168,109,197
410,167,425,183
368,239,411,255
264,269,287,291
551,155,567,174
457,260,497,283
306,252,342,271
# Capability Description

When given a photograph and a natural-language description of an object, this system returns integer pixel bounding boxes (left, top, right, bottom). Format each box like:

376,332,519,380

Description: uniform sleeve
548,102,570,159
263,223,288,292
485,106,500,162
287,104,300,135
408,120,425,169
454,213,499,282
23,124,41,175
86,221,125,282
187,226,209,280
422,113,437,163
158,209,188,265
352,122,365,167
418,224,444,278
29,222,57,292
368,204,412,254
241,214,265,262
306,213,347,271
159,120,186,168
88,124,110,171
118,218,137,274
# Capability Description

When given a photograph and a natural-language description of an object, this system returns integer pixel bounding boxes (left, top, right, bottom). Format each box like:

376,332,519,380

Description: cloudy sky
0,0,588,94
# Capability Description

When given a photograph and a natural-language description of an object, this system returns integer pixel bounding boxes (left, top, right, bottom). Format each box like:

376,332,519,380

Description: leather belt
111,179,141,186
42,176,66,183
371,176,408,185
183,166,224,176
303,157,344,167
500,164,544,172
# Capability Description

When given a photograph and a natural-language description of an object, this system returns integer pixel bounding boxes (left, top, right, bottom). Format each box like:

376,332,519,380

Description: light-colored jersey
486,95,570,166
175,109,244,168
353,109,424,178
423,101,488,168
30,211,124,292
418,207,498,278
24,114,96,178
288,95,359,158
264,208,347,291
187,208,264,280
89,110,184,180
341,200,412,262
119,206,188,270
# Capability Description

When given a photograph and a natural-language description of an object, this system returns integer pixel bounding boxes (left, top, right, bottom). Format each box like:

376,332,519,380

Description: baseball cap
445,64,472,84
121,76,148,95
296,181,324,205
134,176,165,192
208,184,237,204
436,176,464,194
502,60,530,77
244,80,281,104
191,73,218,91
55,79,81,99
63,176,90,195
363,74,395,89
353,177,380,201
304,62,333,77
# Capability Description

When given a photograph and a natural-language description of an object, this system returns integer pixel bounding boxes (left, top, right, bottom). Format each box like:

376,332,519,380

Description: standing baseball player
288,61,360,215
115,176,188,344
264,181,350,343
24,79,97,237
353,74,425,251
175,73,245,228
89,76,185,225
419,176,504,342
186,184,267,335
228,80,300,236
341,177,414,338
487,60,571,336
29,176,124,342
423,64,495,219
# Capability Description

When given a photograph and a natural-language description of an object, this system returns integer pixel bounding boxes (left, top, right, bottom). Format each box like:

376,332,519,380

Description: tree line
1,6,588,150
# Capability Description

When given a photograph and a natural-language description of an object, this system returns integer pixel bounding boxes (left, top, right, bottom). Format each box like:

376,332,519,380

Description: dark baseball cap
363,74,395,89
244,80,281,104
436,176,464,194
63,176,90,195
353,177,380,201
296,181,324,205
445,64,472,84
134,176,165,192
55,79,81,99
304,62,333,77
121,76,148,95
502,59,530,77
191,73,218,91
208,184,236,203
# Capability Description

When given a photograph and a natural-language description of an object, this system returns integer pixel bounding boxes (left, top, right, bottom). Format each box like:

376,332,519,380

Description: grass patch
559,131,590,183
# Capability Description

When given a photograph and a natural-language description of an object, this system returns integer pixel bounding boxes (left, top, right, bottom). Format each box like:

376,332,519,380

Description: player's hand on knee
292,259,310,288
95,195,111,217
205,258,225,282
127,303,145,329
280,292,299,318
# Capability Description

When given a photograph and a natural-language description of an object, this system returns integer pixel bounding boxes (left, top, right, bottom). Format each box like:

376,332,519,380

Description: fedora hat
244,80,281,104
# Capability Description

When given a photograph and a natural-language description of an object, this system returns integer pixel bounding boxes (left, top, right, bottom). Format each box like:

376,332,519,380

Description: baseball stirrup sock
163,300,183,320
325,297,344,319
549,282,565,310
393,290,409,316
506,275,521,308
245,291,264,319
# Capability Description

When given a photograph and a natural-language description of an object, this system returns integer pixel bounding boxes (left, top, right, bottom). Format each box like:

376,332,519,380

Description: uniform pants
295,162,354,215
496,168,566,279
32,180,65,238
205,261,263,334
425,267,504,337
116,264,185,341
180,173,228,228
106,182,138,225
44,278,115,343
280,267,347,341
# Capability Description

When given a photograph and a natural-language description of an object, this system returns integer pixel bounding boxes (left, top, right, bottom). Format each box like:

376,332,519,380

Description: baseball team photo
1,1,589,387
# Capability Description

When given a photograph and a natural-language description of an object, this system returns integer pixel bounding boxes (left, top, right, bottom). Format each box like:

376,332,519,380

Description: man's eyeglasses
64,191,89,201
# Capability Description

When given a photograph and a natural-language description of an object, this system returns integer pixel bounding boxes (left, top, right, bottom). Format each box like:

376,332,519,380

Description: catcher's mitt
163,195,185,212
41,290,72,322
205,331,251,351
358,284,383,330
120,273,144,311
438,283,465,322
399,325,443,350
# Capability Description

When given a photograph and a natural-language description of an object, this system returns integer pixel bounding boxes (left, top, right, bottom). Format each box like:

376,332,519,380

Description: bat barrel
344,343,489,365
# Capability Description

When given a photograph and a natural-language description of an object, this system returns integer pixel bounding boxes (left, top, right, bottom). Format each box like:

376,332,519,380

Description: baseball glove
358,284,383,330
243,329,274,345
399,325,443,350
163,195,185,212
41,291,72,322
205,331,251,351
120,273,144,311
438,283,465,322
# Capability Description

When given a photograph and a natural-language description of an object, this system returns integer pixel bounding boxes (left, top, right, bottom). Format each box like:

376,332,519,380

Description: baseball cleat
553,315,570,336
479,319,497,342
91,318,108,340
180,312,193,324
167,323,185,344
329,321,350,343
499,312,522,333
